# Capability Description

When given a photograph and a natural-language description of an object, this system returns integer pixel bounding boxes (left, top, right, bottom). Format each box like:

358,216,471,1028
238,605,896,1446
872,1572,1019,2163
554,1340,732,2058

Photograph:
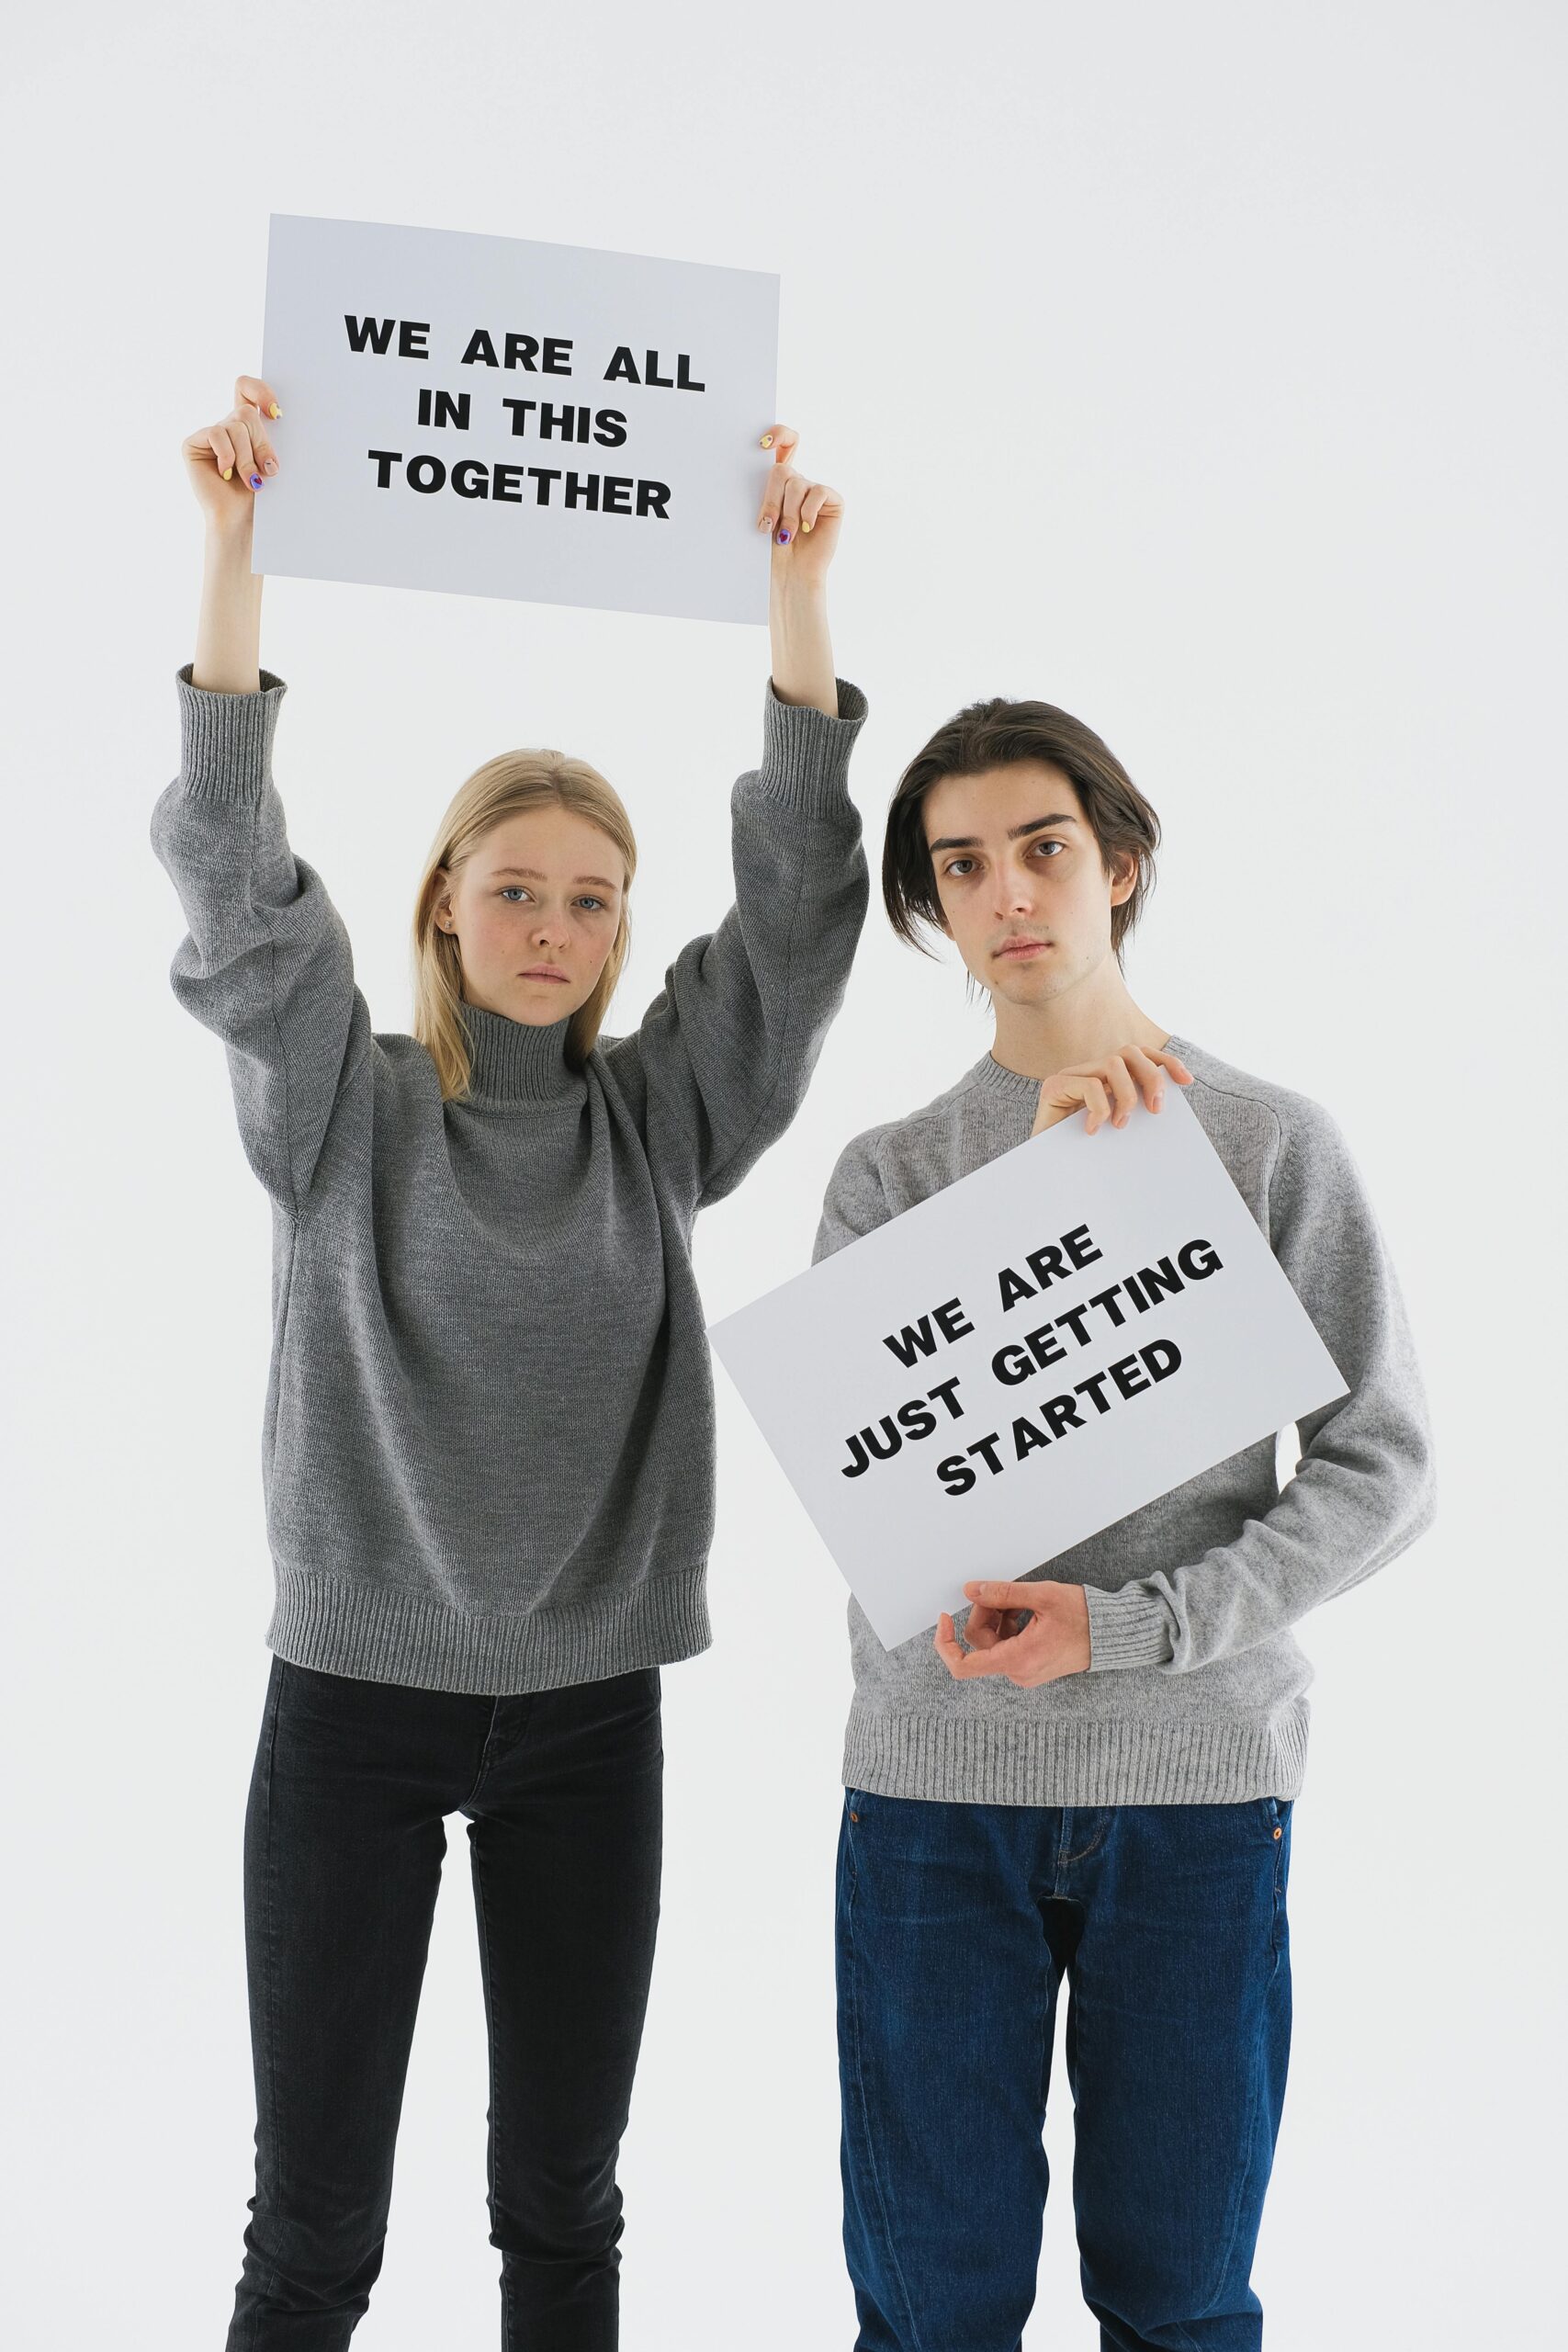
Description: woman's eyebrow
927,814,1080,854
490,864,621,889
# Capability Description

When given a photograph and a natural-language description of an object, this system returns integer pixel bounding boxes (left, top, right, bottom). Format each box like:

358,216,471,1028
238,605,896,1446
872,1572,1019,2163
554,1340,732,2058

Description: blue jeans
227,1655,663,2350
836,1789,1293,2352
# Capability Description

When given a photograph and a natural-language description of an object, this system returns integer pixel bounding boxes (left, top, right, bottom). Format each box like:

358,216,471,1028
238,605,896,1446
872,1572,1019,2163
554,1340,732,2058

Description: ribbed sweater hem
265,1562,713,1695
842,1701,1310,1806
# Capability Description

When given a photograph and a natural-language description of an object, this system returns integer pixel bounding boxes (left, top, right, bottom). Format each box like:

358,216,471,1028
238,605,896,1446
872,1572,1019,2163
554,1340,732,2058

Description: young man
812,693,1437,2352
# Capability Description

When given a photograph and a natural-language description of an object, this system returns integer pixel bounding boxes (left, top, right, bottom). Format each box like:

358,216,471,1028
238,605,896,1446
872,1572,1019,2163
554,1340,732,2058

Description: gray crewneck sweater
152,661,869,1694
812,1040,1437,1805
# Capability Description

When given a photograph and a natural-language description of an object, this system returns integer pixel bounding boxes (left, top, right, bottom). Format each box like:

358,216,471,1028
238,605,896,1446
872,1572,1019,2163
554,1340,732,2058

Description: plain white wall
5,4,1563,2346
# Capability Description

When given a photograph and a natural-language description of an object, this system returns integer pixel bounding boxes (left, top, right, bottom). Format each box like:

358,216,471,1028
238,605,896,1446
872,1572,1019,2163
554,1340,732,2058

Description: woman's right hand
182,373,283,537
1031,1044,1193,1138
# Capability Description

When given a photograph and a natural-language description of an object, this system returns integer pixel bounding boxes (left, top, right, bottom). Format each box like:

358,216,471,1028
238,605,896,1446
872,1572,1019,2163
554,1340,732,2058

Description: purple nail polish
777,528,791,543
249,473,262,489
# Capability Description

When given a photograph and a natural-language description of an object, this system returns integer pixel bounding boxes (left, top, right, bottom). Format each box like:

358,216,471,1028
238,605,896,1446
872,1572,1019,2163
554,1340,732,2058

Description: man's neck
987,996,1177,1083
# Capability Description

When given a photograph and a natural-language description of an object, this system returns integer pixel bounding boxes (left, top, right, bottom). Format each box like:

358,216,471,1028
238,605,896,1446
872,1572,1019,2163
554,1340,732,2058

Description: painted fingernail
777,528,791,543
801,518,813,531
263,458,277,474
249,473,263,489
760,432,773,447
222,467,232,480
268,403,280,419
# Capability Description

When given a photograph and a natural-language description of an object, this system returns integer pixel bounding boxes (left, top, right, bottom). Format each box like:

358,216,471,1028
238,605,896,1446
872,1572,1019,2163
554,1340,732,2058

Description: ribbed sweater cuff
1085,1580,1176,1670
175,662,288,800
755,674,869,810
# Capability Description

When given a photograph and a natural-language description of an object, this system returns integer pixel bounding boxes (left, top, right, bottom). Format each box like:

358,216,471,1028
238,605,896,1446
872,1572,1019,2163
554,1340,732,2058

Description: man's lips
994,940,1052,959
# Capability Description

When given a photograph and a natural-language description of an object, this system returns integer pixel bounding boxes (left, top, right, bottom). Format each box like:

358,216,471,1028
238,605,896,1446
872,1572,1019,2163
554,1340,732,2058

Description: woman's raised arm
151,374,368,1216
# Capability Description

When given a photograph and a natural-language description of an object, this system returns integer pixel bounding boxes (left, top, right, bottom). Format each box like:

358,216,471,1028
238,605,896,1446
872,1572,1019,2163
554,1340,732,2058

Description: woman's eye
577,897,605,912
945,857,976,877
500,887,527,902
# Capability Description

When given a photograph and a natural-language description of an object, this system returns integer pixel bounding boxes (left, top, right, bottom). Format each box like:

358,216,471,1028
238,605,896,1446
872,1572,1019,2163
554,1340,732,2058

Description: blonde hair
412,749,637,1102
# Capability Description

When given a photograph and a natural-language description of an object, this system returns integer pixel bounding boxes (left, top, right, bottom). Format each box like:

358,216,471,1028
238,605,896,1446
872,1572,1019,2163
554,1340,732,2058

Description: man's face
921,761,1131,1008
434,803,626,1025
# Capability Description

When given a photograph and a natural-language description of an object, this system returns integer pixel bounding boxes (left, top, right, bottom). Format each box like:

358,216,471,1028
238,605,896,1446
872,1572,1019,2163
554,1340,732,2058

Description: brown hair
883,696,1161,971
411,750,637,1102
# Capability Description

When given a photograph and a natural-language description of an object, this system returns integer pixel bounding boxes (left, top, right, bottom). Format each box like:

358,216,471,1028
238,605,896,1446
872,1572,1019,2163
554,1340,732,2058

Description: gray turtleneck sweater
813,1041,1438,1805
152,661,869,1693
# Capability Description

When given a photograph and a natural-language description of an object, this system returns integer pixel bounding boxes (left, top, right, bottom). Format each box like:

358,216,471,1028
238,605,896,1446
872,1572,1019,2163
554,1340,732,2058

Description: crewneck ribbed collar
971,1032,1186,1105
459,1001,585,1107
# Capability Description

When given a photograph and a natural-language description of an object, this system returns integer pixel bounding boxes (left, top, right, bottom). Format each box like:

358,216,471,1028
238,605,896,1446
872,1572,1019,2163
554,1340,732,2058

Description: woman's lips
520,969,570,981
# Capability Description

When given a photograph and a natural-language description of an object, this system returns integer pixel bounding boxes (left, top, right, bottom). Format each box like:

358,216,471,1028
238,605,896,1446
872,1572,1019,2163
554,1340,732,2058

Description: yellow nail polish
268,403,280,419
222,467,232,480
802,518,813,532
760,433,773,447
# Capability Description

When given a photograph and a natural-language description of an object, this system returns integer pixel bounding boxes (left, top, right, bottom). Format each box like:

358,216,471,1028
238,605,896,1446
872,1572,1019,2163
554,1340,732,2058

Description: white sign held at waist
706,1084,1348,1649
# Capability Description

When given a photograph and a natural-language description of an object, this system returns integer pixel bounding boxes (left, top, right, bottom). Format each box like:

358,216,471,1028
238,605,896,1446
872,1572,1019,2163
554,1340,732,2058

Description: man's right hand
1031,1044,1193,1138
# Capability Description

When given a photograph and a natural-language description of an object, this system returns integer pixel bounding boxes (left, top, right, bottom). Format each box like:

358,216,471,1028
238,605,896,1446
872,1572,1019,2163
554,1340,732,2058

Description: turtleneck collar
970,1032,1185,1106
458,1000,586,1108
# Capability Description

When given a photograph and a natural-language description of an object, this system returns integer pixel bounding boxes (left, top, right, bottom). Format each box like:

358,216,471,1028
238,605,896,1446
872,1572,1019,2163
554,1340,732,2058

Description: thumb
963,1580,1043,1608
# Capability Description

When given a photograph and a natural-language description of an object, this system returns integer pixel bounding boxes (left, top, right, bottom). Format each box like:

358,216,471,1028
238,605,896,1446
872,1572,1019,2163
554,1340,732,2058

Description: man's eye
944,858,976,877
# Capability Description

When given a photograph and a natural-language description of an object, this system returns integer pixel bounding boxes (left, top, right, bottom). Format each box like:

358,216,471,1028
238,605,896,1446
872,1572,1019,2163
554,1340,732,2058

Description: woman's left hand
933,1579,1092,1685
757,423,843,588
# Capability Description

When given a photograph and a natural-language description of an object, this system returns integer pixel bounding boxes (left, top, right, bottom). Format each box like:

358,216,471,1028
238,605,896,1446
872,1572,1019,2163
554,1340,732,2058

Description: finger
799,481,839,534
934,1621,1007,1679
197,424,237,481
238,374,283,422
1081,1074,1111,1134
1100,1055,1136,1125
774,472,807,544
760,423,798,462
1119,1043,1172,1111
225,419,263,491
964,1581,1043,1613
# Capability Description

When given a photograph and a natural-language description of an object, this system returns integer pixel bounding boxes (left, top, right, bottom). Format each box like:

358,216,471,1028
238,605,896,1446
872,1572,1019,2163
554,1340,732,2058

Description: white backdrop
4,6,1562,2347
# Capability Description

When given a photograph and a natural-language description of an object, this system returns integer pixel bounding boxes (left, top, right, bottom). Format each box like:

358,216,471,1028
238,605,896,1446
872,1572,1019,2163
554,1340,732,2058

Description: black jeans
225,1653,664,2350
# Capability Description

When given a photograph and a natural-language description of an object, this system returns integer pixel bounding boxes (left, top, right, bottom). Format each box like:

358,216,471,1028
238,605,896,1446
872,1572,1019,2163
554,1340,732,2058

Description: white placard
249,214,779,624
707,1084,1348,1648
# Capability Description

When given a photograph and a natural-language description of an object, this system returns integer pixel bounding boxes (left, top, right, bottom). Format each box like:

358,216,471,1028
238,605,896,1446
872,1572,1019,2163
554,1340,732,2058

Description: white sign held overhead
707,1084,1348,1651
250,214,779,624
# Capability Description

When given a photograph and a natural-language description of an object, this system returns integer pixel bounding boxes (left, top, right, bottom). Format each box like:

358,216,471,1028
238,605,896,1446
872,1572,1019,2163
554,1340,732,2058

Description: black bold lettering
938,1454,976,1496
1107,1352,1150,1399
1177,1238,1224,1281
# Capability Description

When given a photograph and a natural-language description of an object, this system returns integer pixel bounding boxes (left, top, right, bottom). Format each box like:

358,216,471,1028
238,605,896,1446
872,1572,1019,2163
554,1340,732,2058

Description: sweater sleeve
1082,1102,1438,1674
607,674,871,1210
149,664,369,1216
812,1125,894,1262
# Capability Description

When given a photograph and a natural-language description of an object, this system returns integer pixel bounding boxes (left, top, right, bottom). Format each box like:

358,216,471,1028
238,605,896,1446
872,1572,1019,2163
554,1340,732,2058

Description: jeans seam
841,1818,926,2352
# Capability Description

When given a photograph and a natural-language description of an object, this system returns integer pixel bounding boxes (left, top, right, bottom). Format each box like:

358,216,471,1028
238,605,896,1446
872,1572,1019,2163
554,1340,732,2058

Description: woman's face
434,805,626,1026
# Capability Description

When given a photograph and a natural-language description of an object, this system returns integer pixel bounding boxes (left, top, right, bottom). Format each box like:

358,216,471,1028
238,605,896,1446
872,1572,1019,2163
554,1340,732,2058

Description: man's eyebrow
926,814,1080,854
489,865,621,890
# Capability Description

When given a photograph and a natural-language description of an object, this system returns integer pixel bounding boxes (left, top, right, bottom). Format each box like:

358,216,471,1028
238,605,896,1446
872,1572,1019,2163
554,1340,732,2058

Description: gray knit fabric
812,1041,1437,1804
152,662,869,1693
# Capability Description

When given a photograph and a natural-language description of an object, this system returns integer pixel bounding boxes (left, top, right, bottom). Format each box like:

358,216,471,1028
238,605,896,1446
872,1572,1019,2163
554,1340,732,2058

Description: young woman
812,695,1437,2350
152,371,870,2351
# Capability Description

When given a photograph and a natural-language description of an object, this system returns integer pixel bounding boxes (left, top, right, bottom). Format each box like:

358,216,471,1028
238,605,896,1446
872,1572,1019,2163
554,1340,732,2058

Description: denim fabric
225,1654,664,2350
836,1789,1292,2351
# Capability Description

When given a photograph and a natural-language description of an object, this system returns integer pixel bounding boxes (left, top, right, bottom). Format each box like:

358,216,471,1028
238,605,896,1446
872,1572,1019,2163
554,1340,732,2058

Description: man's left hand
934,1580,1092,1685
